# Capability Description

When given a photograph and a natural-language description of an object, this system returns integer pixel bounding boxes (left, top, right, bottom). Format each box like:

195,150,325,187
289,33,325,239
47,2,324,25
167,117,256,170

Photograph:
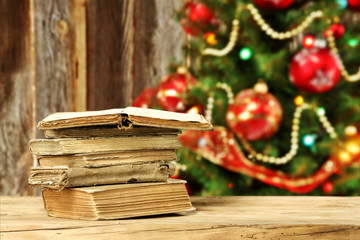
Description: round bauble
253,0,294,10
156,73,196,112
322,182,334,194
348,0,360,11
226,89,283,141
289,48,341,93
323,23,345,39
180,2,219,36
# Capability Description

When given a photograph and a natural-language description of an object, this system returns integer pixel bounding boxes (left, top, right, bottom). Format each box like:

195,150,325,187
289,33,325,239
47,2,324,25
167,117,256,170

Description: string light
294,95,304,106
303,134,316,147
325,30,360,82
205,32,217,45
303,35,315,48
347,38,358,47
322,182,334,193
239,47,252,60
317,107,326,116
336,0,348,9
344,125,358,136
187,105,202,115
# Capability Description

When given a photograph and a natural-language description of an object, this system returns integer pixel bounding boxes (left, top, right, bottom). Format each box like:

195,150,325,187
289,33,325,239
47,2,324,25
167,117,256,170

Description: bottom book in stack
42,179,194,220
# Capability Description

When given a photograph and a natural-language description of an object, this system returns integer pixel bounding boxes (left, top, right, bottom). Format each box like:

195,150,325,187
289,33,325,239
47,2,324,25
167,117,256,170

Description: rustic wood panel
1,196,359,239
33,0,76,137
73,0,87,112
87,0,135,110
133,0,185,98
0,0,35,196
87,0,184,110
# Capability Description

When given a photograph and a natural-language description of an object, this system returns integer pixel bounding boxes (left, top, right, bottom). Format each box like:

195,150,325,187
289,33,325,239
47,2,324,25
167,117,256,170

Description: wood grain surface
133,0,185,98
1,196,359,240
87,0,184,110
87,0,135,110
0,0,35,196
33,0,76,137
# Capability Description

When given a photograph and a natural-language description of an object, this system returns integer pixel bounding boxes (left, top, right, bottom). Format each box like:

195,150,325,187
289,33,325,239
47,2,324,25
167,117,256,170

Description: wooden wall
0,0,34,196
0,0,184,196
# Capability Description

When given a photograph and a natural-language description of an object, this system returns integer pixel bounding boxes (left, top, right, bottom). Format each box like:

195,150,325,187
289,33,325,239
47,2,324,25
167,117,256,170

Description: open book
37,107,213,130
42,179,195,220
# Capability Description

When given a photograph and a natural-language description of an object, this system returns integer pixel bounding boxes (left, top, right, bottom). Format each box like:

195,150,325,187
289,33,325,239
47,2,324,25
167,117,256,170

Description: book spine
30,162,175,189
29,135,182,155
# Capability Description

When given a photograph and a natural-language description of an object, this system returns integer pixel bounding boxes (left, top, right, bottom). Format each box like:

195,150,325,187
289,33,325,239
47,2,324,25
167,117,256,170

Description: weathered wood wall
33,0,76,137
87,0,184,110
0,0,35,196
0,0,184,196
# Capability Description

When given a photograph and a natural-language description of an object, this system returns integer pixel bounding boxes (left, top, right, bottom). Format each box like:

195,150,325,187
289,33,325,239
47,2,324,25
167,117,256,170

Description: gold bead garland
202,19,240,57
247,4,323,40
244,104,310,165
325,30,360,82
205,82,234,122
205,82,338,165
202,4,324,57
245,104,337,165
205,92,215,122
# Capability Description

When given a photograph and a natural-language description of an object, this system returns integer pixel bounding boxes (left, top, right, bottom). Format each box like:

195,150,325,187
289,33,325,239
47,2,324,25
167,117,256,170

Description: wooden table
1,196,359,239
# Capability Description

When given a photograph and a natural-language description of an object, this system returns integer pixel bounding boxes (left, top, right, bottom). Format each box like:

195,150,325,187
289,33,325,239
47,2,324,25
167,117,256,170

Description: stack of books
28,107,212,220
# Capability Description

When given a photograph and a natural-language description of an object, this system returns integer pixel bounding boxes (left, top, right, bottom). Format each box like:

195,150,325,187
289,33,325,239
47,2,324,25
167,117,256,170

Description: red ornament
253,0,294,10
156,73,196,112
348,0,360,11
323,23,345,39
289,48,341,93
302,35,315,49
132,88,157,108
322,182,334,194
226,89,283,141
180,2,219,36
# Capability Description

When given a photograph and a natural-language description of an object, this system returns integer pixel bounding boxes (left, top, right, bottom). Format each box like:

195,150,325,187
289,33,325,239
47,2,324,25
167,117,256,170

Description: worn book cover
29,134,182,155
42,179,195,220
37,107,213,130
29,161,175,189
37,149,178,167
43,125,181,138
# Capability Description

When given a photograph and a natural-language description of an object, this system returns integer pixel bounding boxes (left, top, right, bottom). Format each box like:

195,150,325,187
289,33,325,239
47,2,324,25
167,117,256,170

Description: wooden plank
87,0,185,110
72,0,87,112
0,0,35,196
33,0,76,138
87,0,134,110
1,196,359,239
133,0,185,98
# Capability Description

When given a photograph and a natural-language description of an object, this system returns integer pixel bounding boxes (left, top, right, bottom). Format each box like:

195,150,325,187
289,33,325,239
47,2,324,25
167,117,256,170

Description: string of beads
205,83,337,165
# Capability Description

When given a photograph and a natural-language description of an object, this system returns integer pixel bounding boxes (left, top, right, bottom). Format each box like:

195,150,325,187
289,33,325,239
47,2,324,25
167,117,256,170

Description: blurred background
1,0,360,196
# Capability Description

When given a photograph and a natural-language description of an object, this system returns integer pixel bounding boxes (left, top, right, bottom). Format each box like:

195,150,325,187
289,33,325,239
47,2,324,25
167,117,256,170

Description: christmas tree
133,0,360,196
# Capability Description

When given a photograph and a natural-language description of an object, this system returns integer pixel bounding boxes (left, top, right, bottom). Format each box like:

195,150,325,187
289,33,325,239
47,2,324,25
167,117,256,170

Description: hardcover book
29,161,175,189
37,107,213,131
42,179,195,220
